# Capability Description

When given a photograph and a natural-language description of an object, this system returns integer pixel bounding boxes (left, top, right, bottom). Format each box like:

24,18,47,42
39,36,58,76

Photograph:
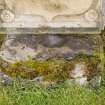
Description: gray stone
70,64,86,78
0,71,13,86
34,76,44,82
103,0,105,25
89,75,101,88
74,77,88,86
0,35,101,63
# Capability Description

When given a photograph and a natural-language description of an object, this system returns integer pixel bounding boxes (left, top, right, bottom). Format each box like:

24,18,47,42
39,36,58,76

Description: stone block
0,0,104,34
0,34,102,63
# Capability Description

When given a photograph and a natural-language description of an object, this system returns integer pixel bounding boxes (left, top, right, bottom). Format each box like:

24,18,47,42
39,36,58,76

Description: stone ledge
0,0,103,34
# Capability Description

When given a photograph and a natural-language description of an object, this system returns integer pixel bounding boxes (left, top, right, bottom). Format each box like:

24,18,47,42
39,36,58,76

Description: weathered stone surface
0,0,104,34
89,75,101,88
0,71,13,86
0,34,101,63
0,34,103,87
103,0,105,25
0,0,104,87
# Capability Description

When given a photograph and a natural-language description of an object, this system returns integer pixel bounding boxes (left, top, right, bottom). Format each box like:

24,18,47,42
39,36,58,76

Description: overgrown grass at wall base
0,80,105,105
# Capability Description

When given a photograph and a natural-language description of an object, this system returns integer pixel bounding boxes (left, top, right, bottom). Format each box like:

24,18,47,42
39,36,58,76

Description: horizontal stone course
0,0,104,34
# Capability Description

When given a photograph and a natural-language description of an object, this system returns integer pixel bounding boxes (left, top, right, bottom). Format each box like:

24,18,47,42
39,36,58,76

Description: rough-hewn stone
0,34,103,87
0,34,101,63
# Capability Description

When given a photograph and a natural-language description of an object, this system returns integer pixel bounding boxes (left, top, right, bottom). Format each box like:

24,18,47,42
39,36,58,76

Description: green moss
1,59,73,81
0,54,101,82
0,34,6,47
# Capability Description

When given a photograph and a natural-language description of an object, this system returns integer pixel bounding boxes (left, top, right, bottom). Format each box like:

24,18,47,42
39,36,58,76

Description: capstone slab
0,0,104,34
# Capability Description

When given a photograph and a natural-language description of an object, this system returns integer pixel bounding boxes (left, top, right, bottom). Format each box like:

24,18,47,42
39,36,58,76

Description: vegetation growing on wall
0,35,5,47
0,54,101,81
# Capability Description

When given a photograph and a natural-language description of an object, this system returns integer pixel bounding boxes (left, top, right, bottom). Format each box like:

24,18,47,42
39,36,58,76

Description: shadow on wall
101,28,105,51
0,35,6,47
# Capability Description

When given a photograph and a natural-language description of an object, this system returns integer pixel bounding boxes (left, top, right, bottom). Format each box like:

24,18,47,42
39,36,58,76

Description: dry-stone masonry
0,0,104,87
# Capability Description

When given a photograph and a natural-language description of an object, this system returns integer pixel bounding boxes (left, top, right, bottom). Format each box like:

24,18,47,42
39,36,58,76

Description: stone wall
0,0,104,87
0,34,104,87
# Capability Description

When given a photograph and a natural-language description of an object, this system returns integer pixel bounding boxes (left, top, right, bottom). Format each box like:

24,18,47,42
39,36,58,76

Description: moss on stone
0,34,6,47
0,54,101,82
